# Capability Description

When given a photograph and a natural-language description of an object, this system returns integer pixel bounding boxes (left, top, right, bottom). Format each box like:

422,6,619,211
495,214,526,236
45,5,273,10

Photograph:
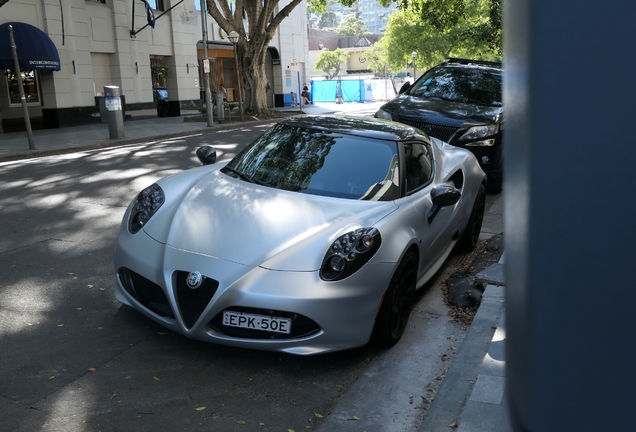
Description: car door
402,141,459,278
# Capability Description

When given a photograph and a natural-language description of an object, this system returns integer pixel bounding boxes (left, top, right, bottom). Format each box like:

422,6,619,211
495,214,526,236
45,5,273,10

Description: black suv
376,58,503,193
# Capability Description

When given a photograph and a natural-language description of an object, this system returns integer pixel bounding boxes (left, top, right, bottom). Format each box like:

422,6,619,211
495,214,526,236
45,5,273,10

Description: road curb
417,284,505,431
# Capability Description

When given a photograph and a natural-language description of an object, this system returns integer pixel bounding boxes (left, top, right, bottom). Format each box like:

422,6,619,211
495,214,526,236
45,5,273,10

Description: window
224,124,400,201
411,68,503,107
147,0,164,12
404,143,433,193
5,69,40,105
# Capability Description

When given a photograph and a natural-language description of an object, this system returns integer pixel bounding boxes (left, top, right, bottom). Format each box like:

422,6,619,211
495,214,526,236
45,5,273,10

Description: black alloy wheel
372,250,418,347
457,184,486,252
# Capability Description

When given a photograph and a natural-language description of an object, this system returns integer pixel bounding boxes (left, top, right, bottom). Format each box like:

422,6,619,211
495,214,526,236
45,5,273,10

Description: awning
0,22,61,71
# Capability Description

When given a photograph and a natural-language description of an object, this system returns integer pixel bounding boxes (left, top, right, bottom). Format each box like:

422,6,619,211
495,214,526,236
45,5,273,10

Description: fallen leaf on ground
49,376,55,380
87,368,96,372
237,420,246,425
353,416,360,420
27,323,34,326
314,412,324,419
87,284,93,288
448,421,458,428
153,376,160,381
57,324,64,327
99,288,106,291
194,406,206,411
76,308,82,310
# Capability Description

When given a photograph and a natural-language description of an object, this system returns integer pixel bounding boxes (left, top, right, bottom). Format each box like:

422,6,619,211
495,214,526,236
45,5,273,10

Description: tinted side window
404,143,433,193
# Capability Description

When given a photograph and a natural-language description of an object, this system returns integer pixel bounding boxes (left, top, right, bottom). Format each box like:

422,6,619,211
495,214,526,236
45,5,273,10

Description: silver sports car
114,115,486,355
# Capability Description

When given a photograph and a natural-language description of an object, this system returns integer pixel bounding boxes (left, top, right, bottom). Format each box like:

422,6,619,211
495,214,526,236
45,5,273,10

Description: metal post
233,45,244,122
8,25,36,150
200,0,213,126
228,31,244,122
411,51,417,81
298,71,303,114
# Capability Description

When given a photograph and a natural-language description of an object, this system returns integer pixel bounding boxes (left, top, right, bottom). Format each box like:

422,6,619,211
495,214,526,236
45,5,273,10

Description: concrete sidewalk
418,256,508,432
0,103,335,163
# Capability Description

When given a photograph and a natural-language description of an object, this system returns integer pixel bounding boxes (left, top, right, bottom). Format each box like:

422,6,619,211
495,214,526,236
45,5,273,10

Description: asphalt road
0,125,488,432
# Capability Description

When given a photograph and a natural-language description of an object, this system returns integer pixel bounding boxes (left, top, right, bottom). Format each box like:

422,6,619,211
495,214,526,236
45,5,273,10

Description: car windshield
224,123,400,201
409,67,502,107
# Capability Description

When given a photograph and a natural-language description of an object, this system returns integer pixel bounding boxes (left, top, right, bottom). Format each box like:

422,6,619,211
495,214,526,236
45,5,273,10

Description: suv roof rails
444,58,502,68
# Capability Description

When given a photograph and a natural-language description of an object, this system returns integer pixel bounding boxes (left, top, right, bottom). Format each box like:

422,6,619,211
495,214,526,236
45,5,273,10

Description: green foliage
319,12,338,29
392,0,502,56
379,2,501,75
336,16,370,36
315,48,349,79
362,42,389,76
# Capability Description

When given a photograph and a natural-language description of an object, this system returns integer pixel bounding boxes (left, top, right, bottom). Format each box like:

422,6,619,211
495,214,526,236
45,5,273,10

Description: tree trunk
238,37,270,115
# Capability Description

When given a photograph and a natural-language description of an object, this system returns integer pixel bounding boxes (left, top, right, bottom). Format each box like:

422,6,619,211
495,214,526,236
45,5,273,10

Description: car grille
174,271,219,329
118,268,174,318
210,306,321,340
399,118,459,143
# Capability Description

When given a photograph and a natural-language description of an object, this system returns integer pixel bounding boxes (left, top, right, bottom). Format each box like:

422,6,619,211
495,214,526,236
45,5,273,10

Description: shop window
5,69,40,105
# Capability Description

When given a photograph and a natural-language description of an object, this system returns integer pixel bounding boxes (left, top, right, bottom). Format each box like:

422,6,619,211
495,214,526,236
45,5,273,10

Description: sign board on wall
290,58,299,71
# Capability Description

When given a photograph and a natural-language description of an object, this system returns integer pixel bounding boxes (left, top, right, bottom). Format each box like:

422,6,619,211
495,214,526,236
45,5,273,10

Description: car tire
371,250,417,347
487,174,503,194
457,184,486,252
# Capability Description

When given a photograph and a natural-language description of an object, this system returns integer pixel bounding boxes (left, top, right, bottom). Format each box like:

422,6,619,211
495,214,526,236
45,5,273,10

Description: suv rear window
409,67,502,107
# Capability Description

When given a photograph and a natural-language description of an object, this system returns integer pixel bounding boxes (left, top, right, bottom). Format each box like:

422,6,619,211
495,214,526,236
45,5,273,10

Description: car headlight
375,108,393,121
320,228,382,281
465,138,496,147
458,125,498,142
128,183,165,234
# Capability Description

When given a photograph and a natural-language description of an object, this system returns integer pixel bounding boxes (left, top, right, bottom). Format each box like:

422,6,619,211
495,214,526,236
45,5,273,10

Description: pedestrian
219,84,227,102
301,82,311,105
290,91,297,106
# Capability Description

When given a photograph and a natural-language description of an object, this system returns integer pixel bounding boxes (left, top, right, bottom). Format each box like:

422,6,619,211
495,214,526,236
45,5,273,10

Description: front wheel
457,184,486,252
371,250,417,347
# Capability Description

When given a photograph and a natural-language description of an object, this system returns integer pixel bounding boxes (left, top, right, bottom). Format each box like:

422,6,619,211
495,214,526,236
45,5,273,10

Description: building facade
0,0,309,132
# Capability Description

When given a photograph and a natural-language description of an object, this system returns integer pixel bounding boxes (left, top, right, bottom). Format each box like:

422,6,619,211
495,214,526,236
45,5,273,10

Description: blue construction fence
312,80,364,103
282,79,397,105
311,79,396,103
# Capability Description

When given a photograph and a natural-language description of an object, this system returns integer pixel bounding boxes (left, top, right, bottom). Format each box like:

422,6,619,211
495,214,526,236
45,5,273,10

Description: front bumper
114,229,395,355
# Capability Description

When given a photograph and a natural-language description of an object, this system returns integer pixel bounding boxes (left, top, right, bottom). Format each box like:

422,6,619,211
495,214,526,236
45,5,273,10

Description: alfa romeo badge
186,271,203,289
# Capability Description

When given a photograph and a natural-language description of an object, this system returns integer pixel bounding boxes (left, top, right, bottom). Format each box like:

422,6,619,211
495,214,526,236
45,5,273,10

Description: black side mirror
196,146,217,165
427,184,461,223
431,184,461,207
399,82,411,94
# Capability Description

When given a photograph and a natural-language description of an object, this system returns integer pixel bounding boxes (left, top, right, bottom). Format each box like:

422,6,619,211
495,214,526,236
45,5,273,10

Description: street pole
200,0,213,126
8,25,36,150
227,31,244,122
411,51,417,81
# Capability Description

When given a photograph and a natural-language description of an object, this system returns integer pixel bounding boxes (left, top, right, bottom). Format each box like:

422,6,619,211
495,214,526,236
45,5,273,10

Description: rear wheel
372,250,417,347
457,184,486,252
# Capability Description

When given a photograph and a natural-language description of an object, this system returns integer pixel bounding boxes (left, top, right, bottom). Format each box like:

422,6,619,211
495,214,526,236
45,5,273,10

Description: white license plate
223,311,292,334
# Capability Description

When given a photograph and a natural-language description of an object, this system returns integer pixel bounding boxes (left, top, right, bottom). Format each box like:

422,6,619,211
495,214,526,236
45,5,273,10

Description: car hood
144,169,398,271
388,95,503,127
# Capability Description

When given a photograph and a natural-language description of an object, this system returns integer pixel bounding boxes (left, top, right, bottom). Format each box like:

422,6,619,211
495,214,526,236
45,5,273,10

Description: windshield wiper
223,166,274,187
